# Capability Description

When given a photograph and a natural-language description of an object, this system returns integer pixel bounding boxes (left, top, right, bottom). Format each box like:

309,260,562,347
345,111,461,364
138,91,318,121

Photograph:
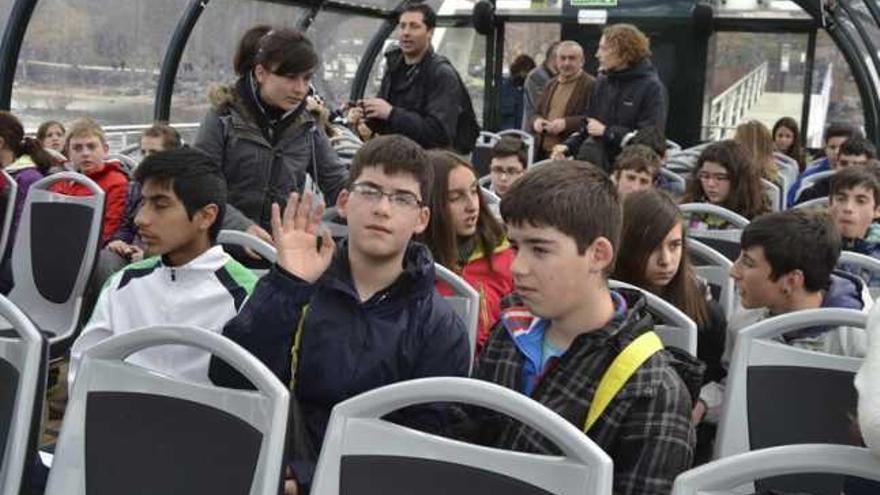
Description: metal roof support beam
154,0,210,122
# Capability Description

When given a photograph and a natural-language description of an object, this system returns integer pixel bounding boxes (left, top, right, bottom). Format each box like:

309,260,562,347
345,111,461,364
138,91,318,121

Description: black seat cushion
30,202,93,304
85,391,263,494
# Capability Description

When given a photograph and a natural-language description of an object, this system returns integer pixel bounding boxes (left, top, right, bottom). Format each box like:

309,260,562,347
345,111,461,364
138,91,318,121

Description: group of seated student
787,122,861,206
419,150,514,353
794,136,877,205
682,139,770,227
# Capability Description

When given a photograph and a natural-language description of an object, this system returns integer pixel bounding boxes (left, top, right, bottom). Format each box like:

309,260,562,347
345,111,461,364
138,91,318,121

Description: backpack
431,55,481,154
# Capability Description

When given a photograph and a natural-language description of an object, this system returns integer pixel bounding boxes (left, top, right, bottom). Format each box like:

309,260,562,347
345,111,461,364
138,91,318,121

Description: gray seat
795,169,835,202
45,325,290,495
838,250,880,298
497,129,535,166
217,230,278,264
688,239,736,318
791,195,829,210
687,228,743,262
0,295,47,495
472,131,501,177
106,153,138,178
310,376,613,495
0,169,18,260
673,444,880,495
658,168,686,194
609,280,697,355
321,206,349,239
679,203,750,229
761,178,781,212
714,308,867,494
666,139,682,153
7,172,104,359
481,186,501,219
434,263,480,371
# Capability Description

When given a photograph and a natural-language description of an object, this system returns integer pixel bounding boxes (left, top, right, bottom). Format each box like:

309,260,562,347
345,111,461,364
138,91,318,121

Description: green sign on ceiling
569,0,618,6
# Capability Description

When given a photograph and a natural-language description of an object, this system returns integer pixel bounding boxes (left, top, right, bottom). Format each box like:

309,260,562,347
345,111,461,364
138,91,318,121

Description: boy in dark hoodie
466,160,702,495
697,210,872,426
829,165,880,287
211,134,470,494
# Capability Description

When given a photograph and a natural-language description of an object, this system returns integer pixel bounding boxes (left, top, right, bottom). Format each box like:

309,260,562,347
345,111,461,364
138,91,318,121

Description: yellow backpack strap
290,304,310,389
584,331,664,433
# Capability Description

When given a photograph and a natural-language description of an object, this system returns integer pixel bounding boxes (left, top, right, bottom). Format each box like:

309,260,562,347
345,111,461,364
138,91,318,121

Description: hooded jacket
700,270,873,424
367,47,465,150
564,60,668,160
3,155,45,250
211,241,470,486
468,289,703,495
840,222,880,287
436,240,515,355
49,159,129,243
194,78,348,232
787,157,830,207
69,245,256,387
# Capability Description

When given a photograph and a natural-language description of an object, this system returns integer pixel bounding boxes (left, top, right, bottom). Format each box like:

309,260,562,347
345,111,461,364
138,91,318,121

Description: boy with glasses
212,134,470,493
489,135,528,196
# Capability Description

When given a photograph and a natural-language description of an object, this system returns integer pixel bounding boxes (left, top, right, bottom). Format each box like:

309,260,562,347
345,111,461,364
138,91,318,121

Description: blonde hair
734,120,779,183
64,117,107,152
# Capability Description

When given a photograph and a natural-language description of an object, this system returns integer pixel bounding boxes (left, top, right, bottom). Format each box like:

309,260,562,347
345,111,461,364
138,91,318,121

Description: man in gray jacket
195,28,347,244
521,41,559,132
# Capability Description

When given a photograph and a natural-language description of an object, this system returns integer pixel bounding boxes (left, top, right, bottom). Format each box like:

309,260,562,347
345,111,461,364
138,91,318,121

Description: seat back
609,280,697,355
321,206,349,239
791,195,829,210
481,186,501,219
472,132,500,177
714,308,867,493
45,325,289,495
688,239,736,318
761,179,781,212
497,129,535,166
9,172,104,357
672,444,880,495
434,263,480,371
311,377,613,495
0,296,47,495
838,250,880,298
0,170,18,261
217,230,278,264
679,203,750,228
106,154,138,178
658,168,686,195
688,228,743,262
795,169,835,201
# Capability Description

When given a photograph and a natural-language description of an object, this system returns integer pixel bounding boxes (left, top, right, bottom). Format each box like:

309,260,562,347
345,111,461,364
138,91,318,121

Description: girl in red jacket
50,118,129,244
422,150,515,355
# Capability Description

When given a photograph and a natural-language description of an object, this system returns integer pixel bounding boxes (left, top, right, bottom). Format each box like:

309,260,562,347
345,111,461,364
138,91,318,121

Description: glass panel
170,0,308,128
502,23,561,71
308,12,384,110
12,0,189,146
702,32,808,141
809,30,866,147
0,0,14,33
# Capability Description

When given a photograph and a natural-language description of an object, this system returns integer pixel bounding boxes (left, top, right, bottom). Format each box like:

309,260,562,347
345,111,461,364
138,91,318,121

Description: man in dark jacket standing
554,24,667,170
349,4,474,152
211,135,470,494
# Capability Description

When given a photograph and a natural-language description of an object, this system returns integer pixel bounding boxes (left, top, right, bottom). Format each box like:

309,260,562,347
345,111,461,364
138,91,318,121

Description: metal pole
800,29,816,147
153,0,210,122
0,0,39,110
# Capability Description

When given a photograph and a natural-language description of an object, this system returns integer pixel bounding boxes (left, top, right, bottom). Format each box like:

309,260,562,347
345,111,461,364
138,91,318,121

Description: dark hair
348,134,433,202
830,165,880,206
501,160,621,260
234,24,272,76
824,122,861,143
602,23,651,67
683,140,769,220
400,3,436,29
0,111,54,175
135,148,228,242
253,28,318,77
491,135,528,168
839,136,877,159
741,210,840,292
615,189,709,326
142,123,182,151
510,54,536,78
626,126,666,157
422,151,505,272
771,117,806,172
614,144,661,178
36,120,65,141
543,41,560,69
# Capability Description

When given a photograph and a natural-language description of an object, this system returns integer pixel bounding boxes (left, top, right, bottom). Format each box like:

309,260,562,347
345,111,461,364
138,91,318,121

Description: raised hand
271,192,335,283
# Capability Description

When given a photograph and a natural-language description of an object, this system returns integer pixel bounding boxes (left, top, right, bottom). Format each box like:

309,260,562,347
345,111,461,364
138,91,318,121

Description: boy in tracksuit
212,135,470,494
464,160,702,495
69,148,257,386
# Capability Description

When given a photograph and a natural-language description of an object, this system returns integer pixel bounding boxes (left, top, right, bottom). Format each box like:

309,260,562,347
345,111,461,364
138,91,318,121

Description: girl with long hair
772,116,808,173
734,120,780,184
421,150,515,354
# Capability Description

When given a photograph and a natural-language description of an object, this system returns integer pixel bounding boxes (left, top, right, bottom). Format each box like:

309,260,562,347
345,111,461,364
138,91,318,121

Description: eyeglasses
697,171,730,183
351,183,422,209
490,166,524,178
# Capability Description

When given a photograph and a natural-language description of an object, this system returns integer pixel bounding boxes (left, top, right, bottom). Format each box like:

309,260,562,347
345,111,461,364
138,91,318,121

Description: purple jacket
5,156,44,250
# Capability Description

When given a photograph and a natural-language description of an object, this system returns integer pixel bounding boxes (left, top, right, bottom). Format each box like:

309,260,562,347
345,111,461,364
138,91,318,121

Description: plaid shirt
472,289,703,495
